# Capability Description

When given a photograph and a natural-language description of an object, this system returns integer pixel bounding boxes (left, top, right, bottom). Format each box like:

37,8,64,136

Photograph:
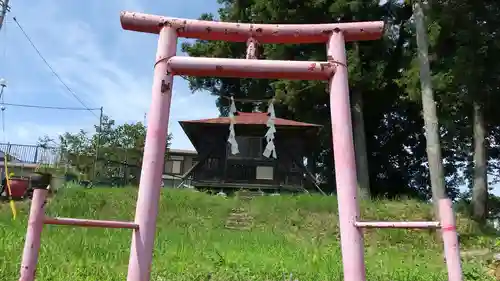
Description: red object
180,112,321,127
6,177,29,199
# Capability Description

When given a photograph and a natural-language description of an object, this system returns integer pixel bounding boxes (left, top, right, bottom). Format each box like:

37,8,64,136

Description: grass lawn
0,188,497,281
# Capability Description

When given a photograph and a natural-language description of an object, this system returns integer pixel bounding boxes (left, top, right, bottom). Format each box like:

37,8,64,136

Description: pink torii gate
17,11,463,281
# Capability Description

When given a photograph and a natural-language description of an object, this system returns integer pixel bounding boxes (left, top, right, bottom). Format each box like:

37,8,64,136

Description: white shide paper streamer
263,100,277,159
227,96,239,155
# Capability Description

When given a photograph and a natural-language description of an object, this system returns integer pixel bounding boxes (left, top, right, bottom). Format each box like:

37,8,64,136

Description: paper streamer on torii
263,99,277,159
227,96,239,155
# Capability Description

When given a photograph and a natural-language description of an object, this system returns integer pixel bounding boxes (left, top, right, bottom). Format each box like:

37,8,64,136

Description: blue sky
0,0,219,150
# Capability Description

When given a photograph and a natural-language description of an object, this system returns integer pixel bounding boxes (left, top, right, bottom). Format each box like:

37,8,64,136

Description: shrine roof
179,112,321,127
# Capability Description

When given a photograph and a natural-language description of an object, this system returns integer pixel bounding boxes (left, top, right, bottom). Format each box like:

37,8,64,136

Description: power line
2,102,101,111
12,17,99,118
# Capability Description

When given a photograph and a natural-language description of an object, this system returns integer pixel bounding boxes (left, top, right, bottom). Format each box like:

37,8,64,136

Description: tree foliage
39,116,172,186
39,0,500,221
181,0,500,219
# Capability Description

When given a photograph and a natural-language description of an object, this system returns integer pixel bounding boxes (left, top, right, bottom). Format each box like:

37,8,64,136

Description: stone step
226,213,253,222
228,212,252,218
225,220,253,226
225,222,252,228
225,206,254,231
225,218,252,223
227,218,252,224
225,225,251,231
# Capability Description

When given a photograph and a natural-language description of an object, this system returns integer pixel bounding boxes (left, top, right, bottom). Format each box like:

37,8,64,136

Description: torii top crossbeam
120,11,384,43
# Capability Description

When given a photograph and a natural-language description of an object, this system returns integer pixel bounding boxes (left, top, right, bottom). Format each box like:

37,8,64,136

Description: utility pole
0,0,9,140
92,106,103,181
0,0,10,32
0,79,6,144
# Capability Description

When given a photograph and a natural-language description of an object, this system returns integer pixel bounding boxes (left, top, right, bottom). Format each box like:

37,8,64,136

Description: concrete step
225,222,252,228
226,213,253,222
225,207,254,230
226,218,253,225
231,208,247,213
228,212,252,218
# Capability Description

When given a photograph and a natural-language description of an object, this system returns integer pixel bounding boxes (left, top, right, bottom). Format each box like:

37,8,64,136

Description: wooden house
162,149,198,188
178,112,322,193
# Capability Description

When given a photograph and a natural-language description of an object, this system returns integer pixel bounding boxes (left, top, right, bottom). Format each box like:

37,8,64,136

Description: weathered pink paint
120,11,384,43
120,12,383,281
439,198,463,281
327,31,366,281
126,26,177,281
19,188,47,281
354,221,440,229
168,56,334,80
44,217,139,229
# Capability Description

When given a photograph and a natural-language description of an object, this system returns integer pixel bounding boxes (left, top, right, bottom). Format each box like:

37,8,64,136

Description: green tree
59,129,94,177
183,0,455,199
54,116,172,185
412,0,447,209
425,0,500,221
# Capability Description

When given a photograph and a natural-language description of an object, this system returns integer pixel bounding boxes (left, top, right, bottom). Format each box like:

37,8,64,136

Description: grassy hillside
0,188,497,281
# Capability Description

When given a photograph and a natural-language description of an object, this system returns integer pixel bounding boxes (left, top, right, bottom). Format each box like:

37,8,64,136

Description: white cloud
3,120,91,145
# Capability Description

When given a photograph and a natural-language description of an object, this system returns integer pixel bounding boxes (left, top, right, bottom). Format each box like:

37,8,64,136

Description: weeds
0,188,495,280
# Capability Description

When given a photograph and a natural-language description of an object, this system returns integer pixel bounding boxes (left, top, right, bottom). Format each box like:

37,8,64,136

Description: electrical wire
12,17,99,118
2,102,101,111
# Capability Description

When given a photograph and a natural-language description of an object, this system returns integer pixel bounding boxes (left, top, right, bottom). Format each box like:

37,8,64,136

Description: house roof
169,149,197,155
179,112,321,127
